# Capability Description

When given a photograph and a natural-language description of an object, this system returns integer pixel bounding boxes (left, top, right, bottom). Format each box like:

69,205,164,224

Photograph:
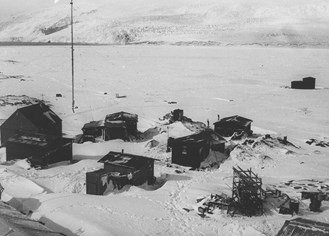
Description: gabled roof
18,102,61,124
105,112,138,122
172,129,227,143
277,218,329,236
214,115,253,126
3,103,62,134
0,201,65,236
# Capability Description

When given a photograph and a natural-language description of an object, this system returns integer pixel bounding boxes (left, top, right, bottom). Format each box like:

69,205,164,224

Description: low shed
214,115,253,137
291,77,316,89
171,129,226,168
86,169,112,195
105,112,138,140
6,133,72,167
98,151,156,186
277,218,329,236
81,120,106,142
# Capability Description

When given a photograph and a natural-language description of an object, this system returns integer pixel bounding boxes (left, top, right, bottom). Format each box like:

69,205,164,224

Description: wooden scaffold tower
228,166,265,216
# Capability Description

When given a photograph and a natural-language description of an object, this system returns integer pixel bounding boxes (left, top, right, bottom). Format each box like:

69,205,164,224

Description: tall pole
70,0,75,113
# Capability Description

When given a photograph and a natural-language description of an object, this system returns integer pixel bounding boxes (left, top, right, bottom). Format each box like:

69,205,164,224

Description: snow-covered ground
0,45,329,235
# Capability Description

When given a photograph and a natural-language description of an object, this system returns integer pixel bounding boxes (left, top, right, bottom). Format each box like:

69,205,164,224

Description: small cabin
6,133,72,167
214,115,253,137
277,218,329,236
86,151,157,195
81,120,106,142
171,129,226,168
171,109,184,123
0,102,62,145
98,151,155,186
291,77,316,89
105,112,138,140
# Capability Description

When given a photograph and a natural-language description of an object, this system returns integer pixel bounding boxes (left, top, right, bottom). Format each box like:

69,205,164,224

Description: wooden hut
171,109,184,122
86,169,113,195
213,115,253,137
0,102,62,145
171,129,226,168
81,120,106,142
92,151,156,191
302,77,316,89
105,112,138,140
291,77,316,89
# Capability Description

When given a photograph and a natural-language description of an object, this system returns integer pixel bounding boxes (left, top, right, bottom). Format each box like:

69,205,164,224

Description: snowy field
0,45,329,236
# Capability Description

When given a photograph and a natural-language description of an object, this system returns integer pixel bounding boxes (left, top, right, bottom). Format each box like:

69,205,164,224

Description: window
182,145,188,155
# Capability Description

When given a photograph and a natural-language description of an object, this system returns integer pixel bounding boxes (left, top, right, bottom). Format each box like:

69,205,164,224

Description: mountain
1,0,329,47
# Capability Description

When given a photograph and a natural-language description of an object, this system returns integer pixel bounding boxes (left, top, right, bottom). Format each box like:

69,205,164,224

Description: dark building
303,77,316,89
81,120,106,142
0,102,62,145
86,169,113,195
0,201,65,236
291,77,316,89
171,129,226,168
105,112,138,140
86,151,157,195
213,115,253,137
0,102,72,167
171,109,184,122
277,218,329,236
98,151,156,186
6,133,72,167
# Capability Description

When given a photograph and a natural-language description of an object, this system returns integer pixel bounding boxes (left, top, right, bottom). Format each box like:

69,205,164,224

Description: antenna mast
70,0,75,113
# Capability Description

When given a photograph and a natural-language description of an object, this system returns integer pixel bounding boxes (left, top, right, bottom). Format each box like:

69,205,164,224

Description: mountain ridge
1,0,329,47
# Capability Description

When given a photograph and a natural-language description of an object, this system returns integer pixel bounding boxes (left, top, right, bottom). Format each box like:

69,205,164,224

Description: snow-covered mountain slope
1,0,329,46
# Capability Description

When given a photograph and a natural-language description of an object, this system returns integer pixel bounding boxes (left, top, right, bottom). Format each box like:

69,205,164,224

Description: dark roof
17,102,61,130
105,112,138,122
172,129,227,143
0,201,65,236
277,218,329,236
82,120,104,130
214,115,253,126
98,151,157,169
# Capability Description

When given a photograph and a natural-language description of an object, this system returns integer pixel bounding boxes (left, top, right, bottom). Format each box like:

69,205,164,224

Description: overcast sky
0,0,55,21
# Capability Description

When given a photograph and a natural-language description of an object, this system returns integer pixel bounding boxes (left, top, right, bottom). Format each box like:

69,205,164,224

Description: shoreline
0,41,329,49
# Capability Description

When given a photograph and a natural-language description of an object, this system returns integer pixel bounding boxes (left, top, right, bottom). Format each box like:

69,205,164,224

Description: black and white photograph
0,0,329,235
